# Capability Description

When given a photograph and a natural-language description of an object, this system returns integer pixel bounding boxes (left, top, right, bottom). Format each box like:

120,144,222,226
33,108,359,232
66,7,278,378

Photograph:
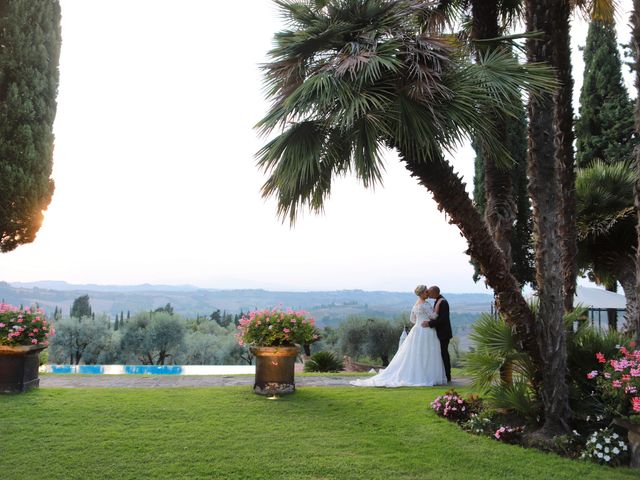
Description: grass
1,386,636,480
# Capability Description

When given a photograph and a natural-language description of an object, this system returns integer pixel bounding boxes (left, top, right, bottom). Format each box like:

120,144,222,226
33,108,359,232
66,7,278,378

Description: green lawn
1,386,636,479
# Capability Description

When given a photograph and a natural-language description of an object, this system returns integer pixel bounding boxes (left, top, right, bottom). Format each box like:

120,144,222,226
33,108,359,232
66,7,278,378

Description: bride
350,285,447,387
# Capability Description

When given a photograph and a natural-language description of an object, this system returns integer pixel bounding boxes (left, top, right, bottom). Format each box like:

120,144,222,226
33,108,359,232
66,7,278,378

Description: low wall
40,364,255,375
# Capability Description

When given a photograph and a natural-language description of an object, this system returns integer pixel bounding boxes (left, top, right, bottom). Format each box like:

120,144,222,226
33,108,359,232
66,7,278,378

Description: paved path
40,375,471,388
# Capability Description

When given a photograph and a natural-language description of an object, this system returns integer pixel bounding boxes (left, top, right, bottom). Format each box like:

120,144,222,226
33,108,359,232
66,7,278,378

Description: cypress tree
0,1,61,252
576,19,636,168
70,294,91,318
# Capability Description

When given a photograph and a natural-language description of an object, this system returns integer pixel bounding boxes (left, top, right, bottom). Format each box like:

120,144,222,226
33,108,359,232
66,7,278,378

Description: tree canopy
0,0,61,252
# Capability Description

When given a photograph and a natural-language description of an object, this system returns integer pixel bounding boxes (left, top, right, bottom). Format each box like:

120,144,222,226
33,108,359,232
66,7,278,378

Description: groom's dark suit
428,295,452,382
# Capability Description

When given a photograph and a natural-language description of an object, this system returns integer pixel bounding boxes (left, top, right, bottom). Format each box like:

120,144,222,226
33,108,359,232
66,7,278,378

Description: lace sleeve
410,305,417,324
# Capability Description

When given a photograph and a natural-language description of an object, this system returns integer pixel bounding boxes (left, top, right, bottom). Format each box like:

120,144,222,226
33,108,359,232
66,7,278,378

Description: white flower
604,447,610,453
612,433,619,439
622,444,628,451
613,447,620,454
604,455,611,462
597,452,604,459
604,438,611,444
596,443,603,450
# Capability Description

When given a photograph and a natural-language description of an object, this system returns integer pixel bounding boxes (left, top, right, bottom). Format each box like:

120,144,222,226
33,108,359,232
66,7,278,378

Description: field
1,385,636,479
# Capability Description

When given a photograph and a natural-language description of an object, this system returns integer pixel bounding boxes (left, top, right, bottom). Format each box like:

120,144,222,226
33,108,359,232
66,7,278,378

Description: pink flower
612,380,622,388
31,339,38,344
283,328,290,333
633,397,640,413
586,371,598,379
596,352,606,363
0,323,5,328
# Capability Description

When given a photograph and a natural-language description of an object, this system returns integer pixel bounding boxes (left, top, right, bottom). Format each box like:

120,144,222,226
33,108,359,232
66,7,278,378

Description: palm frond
256,0,556,223
487,380,541,422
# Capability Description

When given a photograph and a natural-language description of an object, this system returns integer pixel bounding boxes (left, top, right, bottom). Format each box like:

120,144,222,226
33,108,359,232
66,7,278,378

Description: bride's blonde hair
414,284,428,296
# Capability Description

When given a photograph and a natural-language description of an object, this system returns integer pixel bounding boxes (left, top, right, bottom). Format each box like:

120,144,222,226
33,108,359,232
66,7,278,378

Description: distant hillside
0,281,493,328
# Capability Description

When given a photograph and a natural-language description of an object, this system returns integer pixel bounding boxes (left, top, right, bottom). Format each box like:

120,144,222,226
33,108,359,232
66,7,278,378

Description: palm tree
256,1,553,365
633,0,640,341
576,160,637,330
524,0,573,436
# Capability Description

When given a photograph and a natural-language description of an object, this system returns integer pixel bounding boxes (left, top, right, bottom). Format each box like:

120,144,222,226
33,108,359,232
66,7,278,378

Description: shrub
494,425,525,444
586,342,640,420
462,413,495,435
431,389,475,423
580,428,629,467
304,351,344,372
549,431,584,459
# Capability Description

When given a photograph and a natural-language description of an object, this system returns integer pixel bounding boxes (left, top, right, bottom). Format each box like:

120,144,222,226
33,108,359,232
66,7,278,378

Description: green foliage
472,74,534,287
565,310,628,424
465,313,533,389
70,295,92,319
337,316,402,366
257,0,554,224
575,160,636,291
487,380,541,424
119,312,185,365
0,0,61,252
303,351,344,372
154,303,174,315
462,413,496,436
49,314,110,365
576,20,636,169
465,313,540,423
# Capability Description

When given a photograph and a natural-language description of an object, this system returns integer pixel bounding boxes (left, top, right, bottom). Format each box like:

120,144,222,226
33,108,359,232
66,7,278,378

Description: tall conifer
0,1,61,252
576,19,636,168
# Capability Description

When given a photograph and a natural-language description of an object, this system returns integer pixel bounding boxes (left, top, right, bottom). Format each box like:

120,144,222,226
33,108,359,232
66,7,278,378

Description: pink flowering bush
0,303,52,347
587,342,640,420
235,308,320,347
494,425,525,444
430,390,478,423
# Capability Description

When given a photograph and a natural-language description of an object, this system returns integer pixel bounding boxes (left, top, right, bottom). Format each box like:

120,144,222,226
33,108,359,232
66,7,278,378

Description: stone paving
39,374,471,389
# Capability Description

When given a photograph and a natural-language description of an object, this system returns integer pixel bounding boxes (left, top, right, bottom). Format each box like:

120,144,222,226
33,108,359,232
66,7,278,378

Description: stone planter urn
0,345,47,393
250,346,299,396
613,418,640,468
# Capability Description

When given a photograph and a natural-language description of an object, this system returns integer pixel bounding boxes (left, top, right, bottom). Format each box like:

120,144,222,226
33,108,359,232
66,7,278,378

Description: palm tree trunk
617,260,638,332
471,0,516,268
553,0,577,313
398,151,540,370
526,0,572,436
633,0,640,341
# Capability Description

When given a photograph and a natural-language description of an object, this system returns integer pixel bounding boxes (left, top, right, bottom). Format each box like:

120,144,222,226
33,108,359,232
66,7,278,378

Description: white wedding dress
350,301,447,387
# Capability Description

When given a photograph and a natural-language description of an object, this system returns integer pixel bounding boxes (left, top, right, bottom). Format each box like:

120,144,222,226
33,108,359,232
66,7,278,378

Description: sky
0,1,635,293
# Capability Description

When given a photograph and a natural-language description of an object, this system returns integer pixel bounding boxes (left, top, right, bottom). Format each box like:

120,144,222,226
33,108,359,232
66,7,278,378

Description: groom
422,285,452,383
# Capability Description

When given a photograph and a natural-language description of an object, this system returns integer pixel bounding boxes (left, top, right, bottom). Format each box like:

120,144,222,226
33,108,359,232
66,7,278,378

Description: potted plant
0,303,53,393
236,308,319,395
587,342,640,467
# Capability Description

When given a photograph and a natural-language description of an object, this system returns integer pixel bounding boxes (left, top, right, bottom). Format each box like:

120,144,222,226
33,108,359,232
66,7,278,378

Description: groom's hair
429,286,441,295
